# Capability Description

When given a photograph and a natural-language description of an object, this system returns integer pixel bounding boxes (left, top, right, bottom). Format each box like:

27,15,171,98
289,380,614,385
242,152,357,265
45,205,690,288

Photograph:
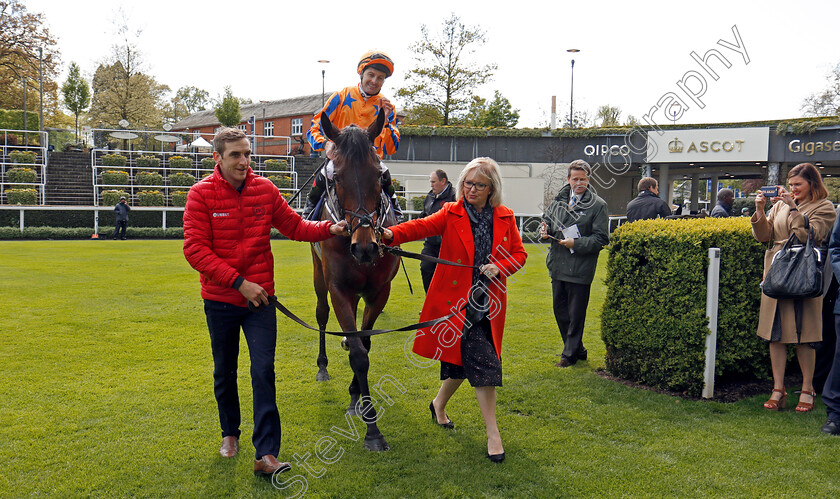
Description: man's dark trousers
204,299,280,459
551,280,591,363
114,220,127,239
822,315,840,424
420,240,442,292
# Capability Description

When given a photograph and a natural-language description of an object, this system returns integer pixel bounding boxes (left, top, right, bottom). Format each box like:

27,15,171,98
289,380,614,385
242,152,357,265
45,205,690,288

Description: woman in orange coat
383,157,527,462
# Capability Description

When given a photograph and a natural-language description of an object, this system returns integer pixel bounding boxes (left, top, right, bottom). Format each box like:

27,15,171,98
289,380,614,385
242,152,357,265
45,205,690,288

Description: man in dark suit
419,169,456,292
625,177,671,223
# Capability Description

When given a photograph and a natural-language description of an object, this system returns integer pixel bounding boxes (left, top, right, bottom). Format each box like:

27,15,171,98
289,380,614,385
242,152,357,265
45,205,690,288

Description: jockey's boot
302,197,318,220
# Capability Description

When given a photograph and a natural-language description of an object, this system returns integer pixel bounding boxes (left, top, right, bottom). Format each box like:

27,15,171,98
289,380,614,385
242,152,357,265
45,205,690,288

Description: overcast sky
26,0,840,128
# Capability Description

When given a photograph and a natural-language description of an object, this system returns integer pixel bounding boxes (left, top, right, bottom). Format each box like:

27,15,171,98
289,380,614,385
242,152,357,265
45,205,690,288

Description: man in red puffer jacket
183,127,346,478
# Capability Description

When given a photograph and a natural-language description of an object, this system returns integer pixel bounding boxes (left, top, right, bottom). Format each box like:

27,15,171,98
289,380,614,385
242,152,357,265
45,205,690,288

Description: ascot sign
647,127,769,163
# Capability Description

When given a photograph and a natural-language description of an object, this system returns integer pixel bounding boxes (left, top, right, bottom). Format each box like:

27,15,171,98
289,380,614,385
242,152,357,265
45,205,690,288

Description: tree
596,105,621,127
397,13,497,125
61,62,90,142
215,86,242,127
165,85,210,124
0,0,63,126
463,91,519,127
402,103,444,126
562,110,593,128
801,62,840,117
88,14,169,129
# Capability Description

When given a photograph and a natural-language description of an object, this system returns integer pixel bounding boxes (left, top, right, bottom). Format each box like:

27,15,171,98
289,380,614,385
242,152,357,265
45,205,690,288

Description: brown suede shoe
254,455,291,477
219,436,239,458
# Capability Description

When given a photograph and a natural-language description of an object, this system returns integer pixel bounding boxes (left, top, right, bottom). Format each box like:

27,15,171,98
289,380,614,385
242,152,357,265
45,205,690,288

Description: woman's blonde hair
455,157,504,207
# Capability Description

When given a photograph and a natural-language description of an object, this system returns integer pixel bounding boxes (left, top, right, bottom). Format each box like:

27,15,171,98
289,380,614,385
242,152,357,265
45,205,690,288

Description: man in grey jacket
541,160,610,367
113,196,130,240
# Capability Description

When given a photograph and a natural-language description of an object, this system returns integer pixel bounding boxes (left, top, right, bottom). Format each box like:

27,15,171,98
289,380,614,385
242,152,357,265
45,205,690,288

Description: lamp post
567,49,580,128
317,60,330,109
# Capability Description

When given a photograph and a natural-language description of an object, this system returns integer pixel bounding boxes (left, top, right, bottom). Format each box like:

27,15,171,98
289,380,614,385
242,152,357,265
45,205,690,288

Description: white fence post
702,247,721,399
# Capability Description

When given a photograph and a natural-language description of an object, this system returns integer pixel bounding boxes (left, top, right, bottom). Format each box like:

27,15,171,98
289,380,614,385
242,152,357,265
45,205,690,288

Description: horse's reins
250,295,463,337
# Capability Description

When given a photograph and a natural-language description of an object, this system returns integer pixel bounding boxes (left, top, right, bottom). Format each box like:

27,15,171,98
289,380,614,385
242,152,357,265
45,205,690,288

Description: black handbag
761,215,825,300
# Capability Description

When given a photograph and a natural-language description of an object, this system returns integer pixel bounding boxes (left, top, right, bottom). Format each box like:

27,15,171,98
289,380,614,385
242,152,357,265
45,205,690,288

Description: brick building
171,93,330,156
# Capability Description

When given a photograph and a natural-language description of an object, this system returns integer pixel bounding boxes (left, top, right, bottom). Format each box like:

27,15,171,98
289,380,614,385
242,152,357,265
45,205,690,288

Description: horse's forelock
334,126,379,177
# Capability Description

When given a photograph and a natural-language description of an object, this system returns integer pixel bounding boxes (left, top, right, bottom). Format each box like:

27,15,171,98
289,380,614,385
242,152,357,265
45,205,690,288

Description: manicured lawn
0,240,838,497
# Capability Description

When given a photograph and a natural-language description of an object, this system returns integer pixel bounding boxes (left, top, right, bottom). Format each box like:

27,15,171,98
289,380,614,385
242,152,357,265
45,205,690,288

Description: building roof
172,93,332,129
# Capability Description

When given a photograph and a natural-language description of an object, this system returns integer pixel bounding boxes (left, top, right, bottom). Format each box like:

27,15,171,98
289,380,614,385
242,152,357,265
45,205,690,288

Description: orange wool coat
388,201,527,365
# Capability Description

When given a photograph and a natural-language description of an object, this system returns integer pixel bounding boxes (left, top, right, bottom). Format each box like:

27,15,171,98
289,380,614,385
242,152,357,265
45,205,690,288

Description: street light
567,49,580,128
317,60,330,109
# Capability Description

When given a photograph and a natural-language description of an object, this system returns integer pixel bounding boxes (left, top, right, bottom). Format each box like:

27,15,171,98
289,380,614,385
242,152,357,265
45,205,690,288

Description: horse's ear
367,110,386,143
321,112,338,142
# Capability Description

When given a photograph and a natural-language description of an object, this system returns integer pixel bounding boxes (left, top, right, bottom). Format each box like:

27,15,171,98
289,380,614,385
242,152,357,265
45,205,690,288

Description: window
263,121,274,136
237,124,247,132
291,118,303,136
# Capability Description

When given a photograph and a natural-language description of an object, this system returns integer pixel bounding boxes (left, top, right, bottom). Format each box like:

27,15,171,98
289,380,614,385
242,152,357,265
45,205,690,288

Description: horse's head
321,111,387,264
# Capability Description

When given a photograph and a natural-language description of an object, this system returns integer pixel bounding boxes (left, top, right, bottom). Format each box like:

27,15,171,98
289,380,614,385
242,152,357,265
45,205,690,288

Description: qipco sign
583,144,631,158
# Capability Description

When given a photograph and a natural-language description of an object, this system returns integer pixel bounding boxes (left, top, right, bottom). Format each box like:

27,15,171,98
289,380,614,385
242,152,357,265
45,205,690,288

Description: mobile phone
760,185,779,197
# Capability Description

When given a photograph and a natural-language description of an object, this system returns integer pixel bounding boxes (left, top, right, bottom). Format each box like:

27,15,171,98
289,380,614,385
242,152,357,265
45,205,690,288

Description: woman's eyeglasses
464,181,489,191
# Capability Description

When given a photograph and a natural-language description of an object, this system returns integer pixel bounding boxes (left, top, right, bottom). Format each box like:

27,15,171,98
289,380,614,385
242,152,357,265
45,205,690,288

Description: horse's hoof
340,337,350,351
363,435,390,452
315,370,330,382
346,405,360,417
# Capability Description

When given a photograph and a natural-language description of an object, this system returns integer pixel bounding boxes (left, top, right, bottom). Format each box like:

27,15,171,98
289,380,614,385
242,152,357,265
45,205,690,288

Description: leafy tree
801,62,840,117
0,0,63,126
88,14,169,129
596,105,621,127
61,62,90,142
401,103,444,125
463,91,519,127
215,86,242,127
562,110,592,128
624,114,640,127
165,85,210,124
397,13,497,125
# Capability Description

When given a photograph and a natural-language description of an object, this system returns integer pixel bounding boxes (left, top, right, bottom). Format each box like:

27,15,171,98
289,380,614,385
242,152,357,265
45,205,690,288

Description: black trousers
823,315,840,422
204,299,280,460
113,220,127,239
551,279,591,362
420,240,442,293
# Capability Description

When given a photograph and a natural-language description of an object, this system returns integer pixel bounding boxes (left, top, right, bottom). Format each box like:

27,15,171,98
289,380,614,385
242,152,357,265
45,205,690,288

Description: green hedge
136,155,161,168
101,170,129,185
102,154,127,167
8,168,37,183
136,171,164,186
5,189,38,205
200,157,215,169
602,217,768,397
411,196,424,211
169,172,195,186
0,209,185,228
169,156,192,169
138,190,164,206
171,190,188,207
9,150,37,164
267,175,291,189
265,159,289,171
0,226,296,240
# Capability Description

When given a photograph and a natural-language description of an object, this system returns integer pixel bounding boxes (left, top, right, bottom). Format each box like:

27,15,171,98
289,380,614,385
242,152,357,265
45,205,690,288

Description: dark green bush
200,157,215,169
267,174,291,189
101,190,128,206
602,217,768,396
397,196,406,210
0,209,184,229
168,156,192,169
411,196,424,211
136,155,161,168
138,190,164,206
102,154,127,167
101,170,129,185
170,190,188,207
265,159,289,171
9,150,37,164
8,168,37,183
136,171,164,186
5,189,38,204
169,172,195,186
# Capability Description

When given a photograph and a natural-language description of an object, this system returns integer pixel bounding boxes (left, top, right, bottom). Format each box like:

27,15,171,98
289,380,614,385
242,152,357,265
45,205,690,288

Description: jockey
303,51,402,221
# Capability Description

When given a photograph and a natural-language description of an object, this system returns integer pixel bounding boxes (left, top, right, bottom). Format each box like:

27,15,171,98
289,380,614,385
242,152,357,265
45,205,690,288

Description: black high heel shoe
429,401,454,429
486,452,505,463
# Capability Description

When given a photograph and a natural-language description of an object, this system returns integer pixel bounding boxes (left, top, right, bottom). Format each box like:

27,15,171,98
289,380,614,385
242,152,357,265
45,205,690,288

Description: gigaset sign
788,139,840,157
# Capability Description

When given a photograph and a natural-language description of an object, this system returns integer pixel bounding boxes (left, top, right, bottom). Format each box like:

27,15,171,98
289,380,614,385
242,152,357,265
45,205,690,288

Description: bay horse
310,111,400,451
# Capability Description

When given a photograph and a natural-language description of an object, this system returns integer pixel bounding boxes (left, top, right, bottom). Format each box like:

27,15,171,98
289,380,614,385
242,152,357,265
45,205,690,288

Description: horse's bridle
327,165,387,237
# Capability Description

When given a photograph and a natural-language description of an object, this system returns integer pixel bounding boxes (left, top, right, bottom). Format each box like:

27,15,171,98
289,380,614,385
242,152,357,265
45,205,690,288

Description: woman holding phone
752,163,836,412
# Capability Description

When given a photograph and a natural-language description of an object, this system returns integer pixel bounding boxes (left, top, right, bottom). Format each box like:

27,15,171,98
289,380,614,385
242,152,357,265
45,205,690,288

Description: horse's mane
334,125,379,176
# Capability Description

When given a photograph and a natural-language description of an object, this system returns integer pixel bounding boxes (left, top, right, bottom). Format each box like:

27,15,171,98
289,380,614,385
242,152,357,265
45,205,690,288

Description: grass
1,239,839,497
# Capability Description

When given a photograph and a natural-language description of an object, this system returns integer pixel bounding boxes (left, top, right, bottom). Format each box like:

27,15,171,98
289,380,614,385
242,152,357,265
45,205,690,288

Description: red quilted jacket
183,166,332,306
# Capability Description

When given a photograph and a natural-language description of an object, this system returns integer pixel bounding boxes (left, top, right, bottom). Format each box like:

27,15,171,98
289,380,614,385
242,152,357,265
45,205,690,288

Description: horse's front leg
313,251,331,381
330,290,389,452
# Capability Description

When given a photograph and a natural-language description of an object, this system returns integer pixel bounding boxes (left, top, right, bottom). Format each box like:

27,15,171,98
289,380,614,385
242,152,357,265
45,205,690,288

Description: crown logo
669,137,684,153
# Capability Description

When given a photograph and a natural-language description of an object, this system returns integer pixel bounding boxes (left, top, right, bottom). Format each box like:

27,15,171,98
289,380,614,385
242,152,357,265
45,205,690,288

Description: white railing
1,129,49,205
